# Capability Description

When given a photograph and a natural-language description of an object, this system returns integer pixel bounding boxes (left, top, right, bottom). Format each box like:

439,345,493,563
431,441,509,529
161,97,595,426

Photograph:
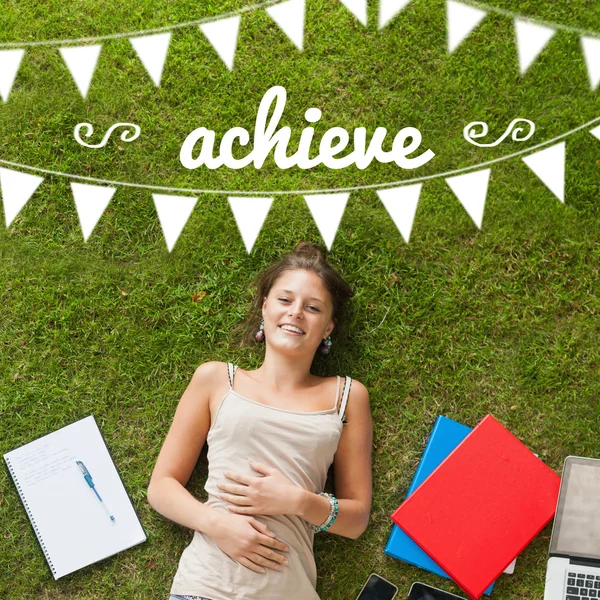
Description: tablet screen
550,457,600,560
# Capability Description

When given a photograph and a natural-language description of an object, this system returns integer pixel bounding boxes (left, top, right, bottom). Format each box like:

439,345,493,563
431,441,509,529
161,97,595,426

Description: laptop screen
550,457,600,560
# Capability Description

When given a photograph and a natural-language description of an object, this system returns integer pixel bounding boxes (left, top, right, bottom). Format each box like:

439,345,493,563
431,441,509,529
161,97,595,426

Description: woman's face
262,269,335,356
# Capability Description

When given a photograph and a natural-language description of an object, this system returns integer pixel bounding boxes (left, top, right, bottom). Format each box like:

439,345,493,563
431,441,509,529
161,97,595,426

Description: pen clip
76,460,94,486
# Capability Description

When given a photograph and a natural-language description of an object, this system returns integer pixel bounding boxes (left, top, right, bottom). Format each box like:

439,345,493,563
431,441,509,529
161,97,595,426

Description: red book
391,414,560,600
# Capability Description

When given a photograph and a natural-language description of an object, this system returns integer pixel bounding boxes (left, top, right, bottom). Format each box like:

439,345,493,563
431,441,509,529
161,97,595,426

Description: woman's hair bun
293,241,327,262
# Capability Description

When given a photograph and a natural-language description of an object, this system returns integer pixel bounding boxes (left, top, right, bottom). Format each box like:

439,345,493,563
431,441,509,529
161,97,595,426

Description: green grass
1,0,600,598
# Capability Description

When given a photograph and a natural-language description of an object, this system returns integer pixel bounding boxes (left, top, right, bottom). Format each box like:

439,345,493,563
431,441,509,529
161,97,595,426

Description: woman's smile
279,324,305,335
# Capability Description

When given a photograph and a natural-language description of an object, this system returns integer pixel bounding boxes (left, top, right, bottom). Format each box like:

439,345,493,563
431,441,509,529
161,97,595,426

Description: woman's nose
288,301,304,318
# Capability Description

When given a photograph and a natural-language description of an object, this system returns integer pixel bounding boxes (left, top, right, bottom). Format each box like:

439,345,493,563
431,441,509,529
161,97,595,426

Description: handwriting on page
12,443,76,487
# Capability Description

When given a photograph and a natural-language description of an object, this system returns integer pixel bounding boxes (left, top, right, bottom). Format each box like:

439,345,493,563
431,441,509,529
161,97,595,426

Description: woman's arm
147,361,223,533
147,361,290,574
295,379,373,539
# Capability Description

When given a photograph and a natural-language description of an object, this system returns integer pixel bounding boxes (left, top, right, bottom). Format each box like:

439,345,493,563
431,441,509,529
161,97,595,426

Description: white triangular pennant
376,184,422,243
228,196,273,253
589,124,600,141
70,182,116,242
200,16,241,71
514,20,555,75
446,168,491,228
153,193,198,252
522,142,565,203
338,0,367,26
304,193,349,251
447,0,487,54
266,0,305,51
0,49,25,103
581,37,600,91
129,32,171,87
0,168,43,227
59,44,102,99
378,0,411,30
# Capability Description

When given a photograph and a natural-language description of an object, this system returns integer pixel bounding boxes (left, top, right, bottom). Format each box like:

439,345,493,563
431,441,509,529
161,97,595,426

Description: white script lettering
179,86,435,171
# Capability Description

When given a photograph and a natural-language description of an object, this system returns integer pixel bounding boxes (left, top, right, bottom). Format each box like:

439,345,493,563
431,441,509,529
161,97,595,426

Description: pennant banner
129,32,172,87
0,1,599,100
0,167,44,227
522,142,565,203
514,19,556,76
266,0,306,51
59,45,102,99
378,0,411,30
153,193,198,252
71,182,116,242
338,0,368,26
376,184,422,243
446,168,491,229
0,49,24,103
228,196,274,253
447,0,487,54
200,16,241,71
581,37,600,91
0,122,594,248
304,193,349,251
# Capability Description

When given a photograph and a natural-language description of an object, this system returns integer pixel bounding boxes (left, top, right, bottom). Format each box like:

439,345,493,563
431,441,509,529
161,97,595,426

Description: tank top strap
226,363,238,389
338,376,352,424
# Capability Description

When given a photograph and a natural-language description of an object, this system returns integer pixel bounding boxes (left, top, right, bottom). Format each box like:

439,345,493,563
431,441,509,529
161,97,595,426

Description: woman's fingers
219,491,251,505
218,482,248,496
256,544,289,567
257,533,289,553
224,470,253,485
237,556,266,574
248,551,284,571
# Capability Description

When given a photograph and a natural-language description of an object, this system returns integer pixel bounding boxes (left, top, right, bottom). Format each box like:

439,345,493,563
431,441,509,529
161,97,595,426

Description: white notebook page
4,415,146,579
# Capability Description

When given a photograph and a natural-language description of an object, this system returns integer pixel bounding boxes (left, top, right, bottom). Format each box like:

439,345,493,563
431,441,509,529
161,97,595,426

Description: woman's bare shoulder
192,361,229,384
344,377,370,410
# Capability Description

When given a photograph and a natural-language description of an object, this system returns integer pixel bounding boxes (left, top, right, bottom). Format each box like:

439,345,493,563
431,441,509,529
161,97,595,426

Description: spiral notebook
4,415,147,579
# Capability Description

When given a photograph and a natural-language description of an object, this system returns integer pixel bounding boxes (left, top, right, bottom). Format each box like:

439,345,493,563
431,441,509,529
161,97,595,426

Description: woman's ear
326,319,336,338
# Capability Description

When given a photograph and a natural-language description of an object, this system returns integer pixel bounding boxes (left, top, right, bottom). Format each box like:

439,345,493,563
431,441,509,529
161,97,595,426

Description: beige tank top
170,363,352,600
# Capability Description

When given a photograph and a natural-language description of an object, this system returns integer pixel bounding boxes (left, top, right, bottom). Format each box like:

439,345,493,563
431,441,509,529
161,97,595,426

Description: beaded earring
255,319,265,342
318,335,333,355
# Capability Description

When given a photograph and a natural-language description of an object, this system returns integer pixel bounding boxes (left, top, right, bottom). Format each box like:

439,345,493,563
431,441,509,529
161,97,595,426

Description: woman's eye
278,298,290,303
309,306,320,312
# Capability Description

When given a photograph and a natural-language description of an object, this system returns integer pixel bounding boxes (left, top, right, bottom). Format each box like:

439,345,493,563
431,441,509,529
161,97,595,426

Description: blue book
384,416,496,595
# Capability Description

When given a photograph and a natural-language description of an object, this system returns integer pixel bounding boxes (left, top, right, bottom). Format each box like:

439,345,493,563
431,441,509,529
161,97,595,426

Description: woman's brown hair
234,242,354,350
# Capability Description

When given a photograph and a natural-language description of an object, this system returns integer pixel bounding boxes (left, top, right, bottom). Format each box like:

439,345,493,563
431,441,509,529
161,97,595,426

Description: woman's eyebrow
277,289,326,304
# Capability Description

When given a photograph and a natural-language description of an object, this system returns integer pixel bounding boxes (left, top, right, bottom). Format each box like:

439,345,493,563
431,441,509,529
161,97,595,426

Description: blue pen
76,460,115,521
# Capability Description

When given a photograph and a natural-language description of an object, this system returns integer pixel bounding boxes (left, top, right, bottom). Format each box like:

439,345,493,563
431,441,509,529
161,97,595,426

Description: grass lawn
1,0,600,598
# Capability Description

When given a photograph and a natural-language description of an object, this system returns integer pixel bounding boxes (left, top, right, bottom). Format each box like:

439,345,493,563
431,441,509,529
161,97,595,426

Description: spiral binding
5,457,57,577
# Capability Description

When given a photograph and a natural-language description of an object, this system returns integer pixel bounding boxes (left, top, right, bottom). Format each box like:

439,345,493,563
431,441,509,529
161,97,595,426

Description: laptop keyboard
565,572,600,599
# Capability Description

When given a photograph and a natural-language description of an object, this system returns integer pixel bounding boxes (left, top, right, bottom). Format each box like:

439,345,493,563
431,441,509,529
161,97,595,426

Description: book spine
4,457,57,578
407,416,442,496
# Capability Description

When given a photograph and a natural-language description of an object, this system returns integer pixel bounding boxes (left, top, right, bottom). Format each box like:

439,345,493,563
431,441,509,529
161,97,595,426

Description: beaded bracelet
307,492,339,533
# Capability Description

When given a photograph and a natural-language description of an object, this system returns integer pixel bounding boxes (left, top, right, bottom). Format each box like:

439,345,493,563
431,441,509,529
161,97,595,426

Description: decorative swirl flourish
463,118,535,147
74,122,141,149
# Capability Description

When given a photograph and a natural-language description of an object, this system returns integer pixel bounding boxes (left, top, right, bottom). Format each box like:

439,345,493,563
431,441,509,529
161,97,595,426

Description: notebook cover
385,416,495,595
391,414,561,600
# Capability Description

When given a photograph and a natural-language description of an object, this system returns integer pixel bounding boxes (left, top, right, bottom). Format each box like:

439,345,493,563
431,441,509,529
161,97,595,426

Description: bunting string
460,0,600,38
0,113,598,196
1,117,599,252
0,0,286,48
2,0,599,101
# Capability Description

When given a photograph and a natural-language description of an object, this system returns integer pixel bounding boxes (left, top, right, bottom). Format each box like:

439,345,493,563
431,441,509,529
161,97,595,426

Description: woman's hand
217,459,304,516
209,511,290,574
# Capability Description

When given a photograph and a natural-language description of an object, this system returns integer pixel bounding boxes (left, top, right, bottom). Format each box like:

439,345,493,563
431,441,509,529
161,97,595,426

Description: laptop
544,456,600,600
